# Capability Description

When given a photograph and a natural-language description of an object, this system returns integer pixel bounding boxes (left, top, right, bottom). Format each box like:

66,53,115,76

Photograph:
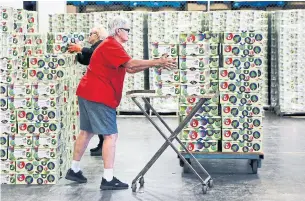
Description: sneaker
90,146,102,156
65,169,87,183
100,177,129,190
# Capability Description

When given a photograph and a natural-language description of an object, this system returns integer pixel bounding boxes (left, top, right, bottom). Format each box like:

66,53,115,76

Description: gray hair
108,16,129,36
94,26,108,40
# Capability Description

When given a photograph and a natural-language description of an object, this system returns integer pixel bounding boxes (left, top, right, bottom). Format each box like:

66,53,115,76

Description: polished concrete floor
1,111,305,201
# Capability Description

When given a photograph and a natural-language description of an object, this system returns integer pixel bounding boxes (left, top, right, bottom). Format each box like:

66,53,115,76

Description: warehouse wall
37,1,67,33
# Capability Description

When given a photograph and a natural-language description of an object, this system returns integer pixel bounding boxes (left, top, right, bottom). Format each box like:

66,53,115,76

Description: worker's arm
76,53,90,65
123,58,176,74
81,47,94,59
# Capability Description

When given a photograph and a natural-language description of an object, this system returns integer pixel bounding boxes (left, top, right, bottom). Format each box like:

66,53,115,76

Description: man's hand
68,43,82,53
158,53,177,71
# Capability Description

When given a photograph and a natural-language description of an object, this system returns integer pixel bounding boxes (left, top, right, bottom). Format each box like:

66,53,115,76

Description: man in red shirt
65,16,177,190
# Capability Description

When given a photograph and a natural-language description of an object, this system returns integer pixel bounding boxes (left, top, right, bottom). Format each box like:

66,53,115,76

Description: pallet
149,110,179,117
116,111,147,117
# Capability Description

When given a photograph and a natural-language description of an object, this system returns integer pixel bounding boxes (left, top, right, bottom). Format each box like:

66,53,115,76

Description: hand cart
126,90,218,194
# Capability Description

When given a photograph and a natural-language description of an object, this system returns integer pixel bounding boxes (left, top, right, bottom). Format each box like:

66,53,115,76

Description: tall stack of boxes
220,32,264,153
148,11,204,113
178,32,221,153
203,11,269,107
274,10,305,114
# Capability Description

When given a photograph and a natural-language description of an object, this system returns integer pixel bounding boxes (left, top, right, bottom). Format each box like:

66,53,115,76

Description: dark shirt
76,40,103,65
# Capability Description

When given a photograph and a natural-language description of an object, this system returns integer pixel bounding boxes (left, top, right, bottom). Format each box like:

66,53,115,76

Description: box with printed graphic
28,68,69,81
17,121,61,135
222,128,263,141
208,81,219,93
180,140,218,153
222,105,263,117
180,128,221,141
16,172,59,184
180,116,221,129
179,32,220,44
7,83,32,97
0,121,17,134
222,140,263,153
179,43,219,56
1,161,15,173
28,55,73,69
223,32,267,45
0,58,19,70
219,69,262,82
180,69,210,84
150,43,178,58
7,96,32,109
222,44,267,57
32,96,63,108
180,84,211,97
1,69,28,83
16,108,61,122
179,104,219,117
8,134,33,148
0,133,8,147
222,116,262,129
179,95,219,106
154,83,180,96
179,56,219,70
32,146,61,160
153,68,180,83
8,147,32,160
15,158,60,174
220,93,261,105
219,81,260,93
32,82,62,96
0,108,16,122
0,146,8,160
33,133,61,148
0,83,7,96
0,174,16,184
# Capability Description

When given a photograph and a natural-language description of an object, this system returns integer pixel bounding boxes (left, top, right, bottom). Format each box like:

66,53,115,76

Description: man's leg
90,135,104,156
100,133,128,190
65,130,94,183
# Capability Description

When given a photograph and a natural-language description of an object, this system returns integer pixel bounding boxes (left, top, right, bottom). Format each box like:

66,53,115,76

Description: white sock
71,160,80,173
103,168,113,181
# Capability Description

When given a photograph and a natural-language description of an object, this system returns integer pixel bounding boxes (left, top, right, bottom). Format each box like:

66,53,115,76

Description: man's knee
103,134,118,142
79,130,94,140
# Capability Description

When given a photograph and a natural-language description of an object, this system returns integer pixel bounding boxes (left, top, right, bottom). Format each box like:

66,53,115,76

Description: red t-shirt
76,36,131,109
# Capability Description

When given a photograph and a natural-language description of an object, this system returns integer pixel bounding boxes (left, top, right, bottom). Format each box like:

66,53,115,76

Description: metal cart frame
126,90,218,194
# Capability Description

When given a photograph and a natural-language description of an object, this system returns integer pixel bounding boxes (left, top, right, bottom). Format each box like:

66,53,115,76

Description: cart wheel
208,179,214,188
251,160,258,174
139,177,144,187
202,185,207,194
179,159,184,167
132,183,137,192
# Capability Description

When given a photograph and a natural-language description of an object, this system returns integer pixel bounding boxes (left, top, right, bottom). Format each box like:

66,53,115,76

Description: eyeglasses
119,28,130,33
89,32,97,36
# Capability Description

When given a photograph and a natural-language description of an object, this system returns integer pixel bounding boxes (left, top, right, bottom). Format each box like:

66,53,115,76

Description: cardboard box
0,174,16,184
179,32,220,44
224,32,267,45
150,43,178,58
220,93,261,105
179,105,219,117
32,96,62,108
28,68,69,81
16,158,60,174
219,81,260,93
8,147,32,160
32,82,61,96
181,116,221,129
180,128,221,141
0,108,16,122
16,108,61,122
17,121,61,135
222,44,266,57
179,44,219,56
222,117,263,129
222,128,263,141
180,69,210,84
179,56,219,70
33,133,61,148
7,96,32,109
7,83,32,97
16,172,59,184
222,105,263,117
33,146,61,160
180,140,218,153
180,84,211,96
0,161,15,173
222,140,263,153
8,134,33,148
0,122,17,134
1,147,8,160
219,68,262,82
153,68,180,83
154,83,180,96
179,96,219,105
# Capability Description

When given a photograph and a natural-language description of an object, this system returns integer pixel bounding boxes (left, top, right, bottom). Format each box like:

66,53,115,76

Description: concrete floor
1,111,305,201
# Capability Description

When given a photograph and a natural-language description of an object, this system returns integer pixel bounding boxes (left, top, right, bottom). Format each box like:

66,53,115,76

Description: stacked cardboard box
1,54,76,184
203,11,269,107
273,10,305,114
148,12,204,113
220,31,264,153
